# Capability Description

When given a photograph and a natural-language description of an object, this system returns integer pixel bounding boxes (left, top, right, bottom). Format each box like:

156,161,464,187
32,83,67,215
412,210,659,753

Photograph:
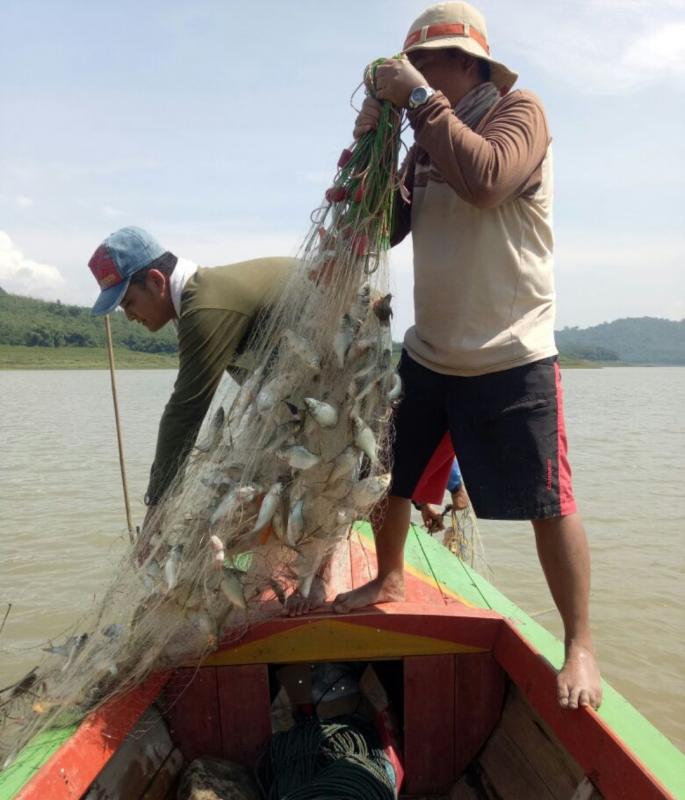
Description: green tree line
0,289,178,353
2,288,683,364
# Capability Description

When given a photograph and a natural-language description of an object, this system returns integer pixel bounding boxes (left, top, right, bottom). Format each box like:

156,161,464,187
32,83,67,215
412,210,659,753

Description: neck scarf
453,81,500,129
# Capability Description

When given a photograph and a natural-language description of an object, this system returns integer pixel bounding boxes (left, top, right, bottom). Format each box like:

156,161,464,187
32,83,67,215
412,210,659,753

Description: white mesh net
0,96,405,766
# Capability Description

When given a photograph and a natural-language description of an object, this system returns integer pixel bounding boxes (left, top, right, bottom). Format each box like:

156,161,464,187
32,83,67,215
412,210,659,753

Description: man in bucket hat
332,2,603,711
88,226,296,538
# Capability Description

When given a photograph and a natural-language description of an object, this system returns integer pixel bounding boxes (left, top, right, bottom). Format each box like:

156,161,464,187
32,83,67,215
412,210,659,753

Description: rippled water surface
1,367,683,749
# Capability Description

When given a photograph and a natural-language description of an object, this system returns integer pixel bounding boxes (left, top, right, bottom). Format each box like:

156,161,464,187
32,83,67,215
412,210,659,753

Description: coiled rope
257,716,395,799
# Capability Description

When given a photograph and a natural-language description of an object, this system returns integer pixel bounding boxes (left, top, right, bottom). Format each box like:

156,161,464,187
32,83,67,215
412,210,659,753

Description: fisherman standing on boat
87,226,295,548
331,2,603,711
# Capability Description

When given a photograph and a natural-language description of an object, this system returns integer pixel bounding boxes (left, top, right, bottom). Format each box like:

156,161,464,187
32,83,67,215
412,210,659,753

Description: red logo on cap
88,245,122,289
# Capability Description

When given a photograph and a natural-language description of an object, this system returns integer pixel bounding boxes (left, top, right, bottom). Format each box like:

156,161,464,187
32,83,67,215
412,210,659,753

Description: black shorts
390,352,576,520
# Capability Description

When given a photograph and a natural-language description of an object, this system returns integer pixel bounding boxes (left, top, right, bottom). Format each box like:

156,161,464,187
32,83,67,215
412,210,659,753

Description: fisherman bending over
87,226,295,544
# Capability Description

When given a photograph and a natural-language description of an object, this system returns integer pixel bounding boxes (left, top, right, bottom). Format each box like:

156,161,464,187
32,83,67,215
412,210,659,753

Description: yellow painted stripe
201,619,485,667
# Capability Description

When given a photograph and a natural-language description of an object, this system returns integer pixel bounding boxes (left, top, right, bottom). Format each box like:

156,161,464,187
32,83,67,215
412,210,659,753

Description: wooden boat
1,523,683,800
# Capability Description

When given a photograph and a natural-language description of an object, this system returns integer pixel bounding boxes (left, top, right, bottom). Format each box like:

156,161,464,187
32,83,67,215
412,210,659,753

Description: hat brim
91,279,130,316
404,38,518,92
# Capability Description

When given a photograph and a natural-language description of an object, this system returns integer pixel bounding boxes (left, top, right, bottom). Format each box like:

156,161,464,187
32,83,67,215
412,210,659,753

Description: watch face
411,87,428,105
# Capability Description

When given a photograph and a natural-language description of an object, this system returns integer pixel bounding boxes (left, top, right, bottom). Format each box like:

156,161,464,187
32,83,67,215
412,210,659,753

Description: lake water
0,367,683,750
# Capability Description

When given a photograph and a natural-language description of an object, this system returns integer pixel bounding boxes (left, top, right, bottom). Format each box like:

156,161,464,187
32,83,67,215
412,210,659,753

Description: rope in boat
256,717,395,800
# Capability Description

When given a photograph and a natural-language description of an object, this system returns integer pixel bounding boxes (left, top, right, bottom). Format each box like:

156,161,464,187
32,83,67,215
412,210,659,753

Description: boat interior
11,527,671,800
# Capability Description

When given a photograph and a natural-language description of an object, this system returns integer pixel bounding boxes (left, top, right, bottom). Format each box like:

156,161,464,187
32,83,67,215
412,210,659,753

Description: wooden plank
453,652,506,776
217,664,272,766
404,655,456,795
163,667,222,762
498,688,586,798
493,622,672,800
83,707,173,800
15,673,168,800
140,748,184,800
479,726,557,800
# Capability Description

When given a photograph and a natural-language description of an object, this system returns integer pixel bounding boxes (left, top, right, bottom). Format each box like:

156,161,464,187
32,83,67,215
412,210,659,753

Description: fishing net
0,80,406,767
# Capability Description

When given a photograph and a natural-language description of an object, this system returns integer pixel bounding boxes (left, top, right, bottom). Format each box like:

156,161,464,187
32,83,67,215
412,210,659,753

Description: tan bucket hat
403,2,518,93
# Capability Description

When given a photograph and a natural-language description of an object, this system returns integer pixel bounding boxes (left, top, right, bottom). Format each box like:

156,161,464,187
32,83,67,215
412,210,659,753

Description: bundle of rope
257,717,395,800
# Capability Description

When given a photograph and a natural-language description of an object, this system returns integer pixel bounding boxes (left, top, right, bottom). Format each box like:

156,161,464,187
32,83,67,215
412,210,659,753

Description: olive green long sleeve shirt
146,257,296,504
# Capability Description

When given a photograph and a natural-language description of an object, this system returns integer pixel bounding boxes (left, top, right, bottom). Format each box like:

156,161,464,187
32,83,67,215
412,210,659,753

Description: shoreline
0,345,178,370
1,345,681,371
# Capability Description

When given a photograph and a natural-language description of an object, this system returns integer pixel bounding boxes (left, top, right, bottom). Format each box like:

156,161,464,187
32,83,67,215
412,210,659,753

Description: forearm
146,400,207,504
407,90,550,208
145,308,250,504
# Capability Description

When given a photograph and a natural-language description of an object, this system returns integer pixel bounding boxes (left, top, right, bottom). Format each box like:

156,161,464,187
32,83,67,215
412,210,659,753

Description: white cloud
498,0,685,93
0,231,65,298
102,204,125,218
16,195,33,209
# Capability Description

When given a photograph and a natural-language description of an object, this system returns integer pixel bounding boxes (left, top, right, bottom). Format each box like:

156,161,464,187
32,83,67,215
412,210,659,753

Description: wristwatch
407,85,436,110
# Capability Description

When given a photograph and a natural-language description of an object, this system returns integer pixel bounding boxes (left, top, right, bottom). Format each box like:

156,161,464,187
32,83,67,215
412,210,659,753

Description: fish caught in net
0,85,406,766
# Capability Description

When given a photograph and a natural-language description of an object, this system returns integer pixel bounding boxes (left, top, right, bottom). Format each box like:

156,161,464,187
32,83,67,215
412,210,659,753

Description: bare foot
557,641,602,710
284,575,328,617
332,572,405,614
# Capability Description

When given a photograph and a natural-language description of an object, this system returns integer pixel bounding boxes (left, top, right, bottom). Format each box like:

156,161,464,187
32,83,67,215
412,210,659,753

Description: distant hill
555,317,685,364
1,290,682,365
0,288,178,353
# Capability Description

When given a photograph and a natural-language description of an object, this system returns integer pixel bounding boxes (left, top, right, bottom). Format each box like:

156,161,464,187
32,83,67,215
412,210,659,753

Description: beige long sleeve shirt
394,88,557,376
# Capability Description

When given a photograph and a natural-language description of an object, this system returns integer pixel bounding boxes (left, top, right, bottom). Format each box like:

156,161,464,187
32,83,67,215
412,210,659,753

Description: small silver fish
253,482,284,533
256,373,297,413
278,446,321,471
220,568,247,609
304,397,339,428
352,415,377,462
282,329,321,371
350,473,392,506
329,446,359,483
229,366,264,422
333,314,356,368
42,633,88,659
387,372,402,400
210,484,259,525
163,545,183,591
286,499,305,547
143,557,162,591
351,284,371,322
293,537,329,598
195,406,225,452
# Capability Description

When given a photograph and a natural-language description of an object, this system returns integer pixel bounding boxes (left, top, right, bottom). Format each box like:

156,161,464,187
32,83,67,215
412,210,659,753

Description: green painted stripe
0,724,77,800
355,521,685,798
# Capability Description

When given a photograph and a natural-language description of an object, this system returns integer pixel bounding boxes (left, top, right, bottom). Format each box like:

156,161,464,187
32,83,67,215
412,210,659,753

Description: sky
1,0,684,336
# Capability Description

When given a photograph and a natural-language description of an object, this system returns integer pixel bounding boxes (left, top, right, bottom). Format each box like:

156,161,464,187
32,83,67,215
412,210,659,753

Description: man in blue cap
88,226,296,526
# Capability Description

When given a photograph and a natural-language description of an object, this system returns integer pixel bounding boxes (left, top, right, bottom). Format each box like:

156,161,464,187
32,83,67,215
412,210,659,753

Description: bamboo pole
104,315,135,543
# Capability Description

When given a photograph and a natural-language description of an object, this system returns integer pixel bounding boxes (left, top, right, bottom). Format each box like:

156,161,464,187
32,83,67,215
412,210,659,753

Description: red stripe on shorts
412,431,454,505
554,361,577,516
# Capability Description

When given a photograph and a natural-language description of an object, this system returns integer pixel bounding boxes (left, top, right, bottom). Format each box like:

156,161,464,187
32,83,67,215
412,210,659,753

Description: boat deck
1,524,683,800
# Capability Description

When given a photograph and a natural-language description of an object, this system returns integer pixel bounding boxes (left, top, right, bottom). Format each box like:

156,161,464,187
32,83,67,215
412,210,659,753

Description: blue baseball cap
88,226,166,316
